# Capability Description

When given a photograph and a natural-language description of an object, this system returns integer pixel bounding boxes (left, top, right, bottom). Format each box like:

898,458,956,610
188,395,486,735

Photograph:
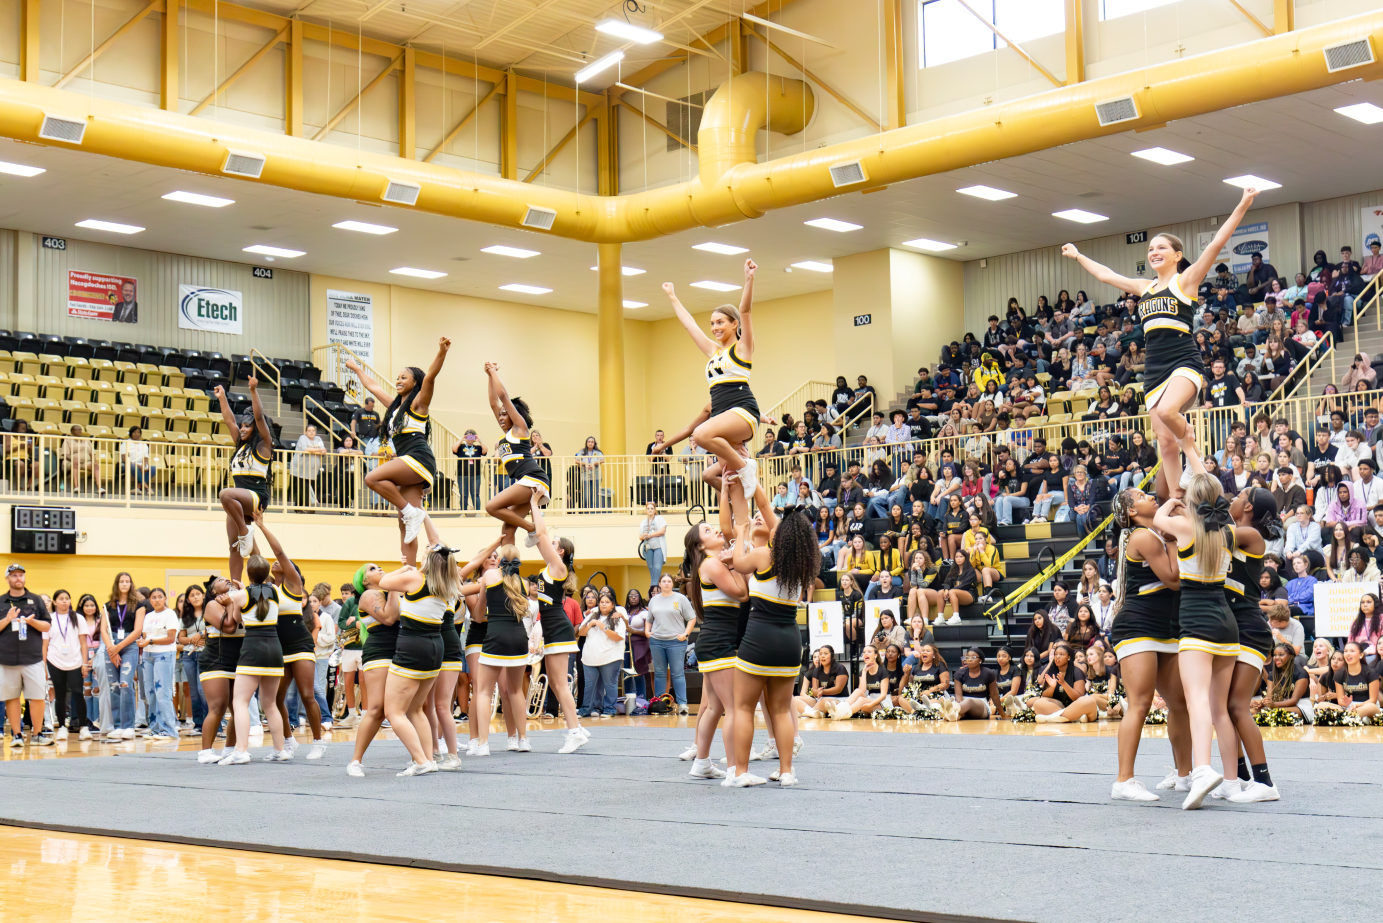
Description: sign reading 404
178,285,243,335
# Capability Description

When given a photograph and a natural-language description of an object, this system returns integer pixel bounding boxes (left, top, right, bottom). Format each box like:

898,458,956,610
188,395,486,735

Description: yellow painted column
20,0,40,83
501,73,519,181
287,19,304,137
398,46,416,159
597,242,626,455
1065,0,1085,85
160,0,179,110
1274,0,1294,33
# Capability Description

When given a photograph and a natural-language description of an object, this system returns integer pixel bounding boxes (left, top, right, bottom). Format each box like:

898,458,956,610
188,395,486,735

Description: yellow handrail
247,347,282,417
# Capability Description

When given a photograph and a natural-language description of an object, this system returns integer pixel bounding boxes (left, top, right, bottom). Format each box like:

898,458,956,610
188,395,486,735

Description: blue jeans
580,661,620,715
146,650,178,737
128,463,151,487
107,645,138,730
994,494,1030,525
313,656,330,719
1033,491,1063,520
650,638,688,704
183,653,207,727
645,546,666,592
458,472,481,511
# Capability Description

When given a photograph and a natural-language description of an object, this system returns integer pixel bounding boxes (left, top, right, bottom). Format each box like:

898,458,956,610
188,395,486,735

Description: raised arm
247,377,274,450
654,404,713,453
731,519,772,575
461,536,504,580
1182,187,1258,290
1152,498,1192,545
251,510,302,596
737,259,757,361
485,363,528,438
344,354,394,406
412,337,451,417
213,384,238,433
377,565,425,594
661,282,718,356
530,496,567,580
1061,245,1146,296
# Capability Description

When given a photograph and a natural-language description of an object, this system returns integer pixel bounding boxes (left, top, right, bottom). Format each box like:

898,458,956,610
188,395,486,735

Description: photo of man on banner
111,279,138,324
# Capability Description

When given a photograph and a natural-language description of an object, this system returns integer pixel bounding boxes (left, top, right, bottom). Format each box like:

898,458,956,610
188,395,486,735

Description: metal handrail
247,347,282,417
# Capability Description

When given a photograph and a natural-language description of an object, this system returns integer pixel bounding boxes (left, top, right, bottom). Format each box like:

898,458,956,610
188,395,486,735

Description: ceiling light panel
623,300,648,308
1223,174,1282,190
500,283,552,294
333,220,398,235
1052,209,1108,223
901,238,958,251
162,191,234,207
575,51,624,84
792,261,834,272
392,267,447,279
590,266,647,275
693,243,749,255
957,185,1017,201
0,161,46,177
482,245,541,258
804,218,862,232
1335,102,1383,124
691,281,742,292
1130,147,1194,165
76,219,144,234
243,244,304,257
594,19,664,43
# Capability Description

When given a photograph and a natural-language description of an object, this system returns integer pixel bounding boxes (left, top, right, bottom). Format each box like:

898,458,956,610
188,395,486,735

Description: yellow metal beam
602,94,618,196
286,19,304,137
423,79,502,164
596,243,626,455
954,0,1063,88
398,46,416,159
54,0,162,90
883,0,906,130
1226,0,1273,37
20,0,41,83
743,23,879,131
312,50,404,142
526,110,596,183
619,97,696,153
1275,0,1295,33
160,0,178,110
1065,0,1085,85
501,74,519,181
618,0,803,90
189,24,290,117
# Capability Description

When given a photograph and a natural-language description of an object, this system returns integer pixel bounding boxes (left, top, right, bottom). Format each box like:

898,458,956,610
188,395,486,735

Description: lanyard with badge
115,604,128,642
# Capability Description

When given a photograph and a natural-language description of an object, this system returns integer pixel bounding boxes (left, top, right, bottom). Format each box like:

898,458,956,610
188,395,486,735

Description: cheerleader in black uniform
195,576,240,764
426,533,501,768
461,544,500,755
346,570,399,777
1107,488,1192,802
1063,186,1258,497
471,544,533,756
681,484,749,780
481,362,552,546
1219,488,1281,803
214,377,274,582
1152,473,1242,809
729,505,820,787
662,259,762,527
648,400,774,499
525,498,589,753
253,513,327,762
346,337,451,562
217,556,288,765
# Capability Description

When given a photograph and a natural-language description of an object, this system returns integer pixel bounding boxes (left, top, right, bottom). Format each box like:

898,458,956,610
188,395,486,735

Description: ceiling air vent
38,114,86,145
222,150,266,179
521,206,558,231
1094,96,1140,127
381,180,421,206
1324,38,1374,73
828,160,867,188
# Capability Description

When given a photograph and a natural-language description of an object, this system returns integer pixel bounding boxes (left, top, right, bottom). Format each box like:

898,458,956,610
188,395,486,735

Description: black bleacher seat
204,352,232,376
231,354,252,382
181,367,208,391
281,378,305,406
182,349,209,371
14,332,38,347
139,347,163,367
63,337,93,359
111,341,133,351
203,369,227,390
291,360,321,382
303,382,326,405
325,401,352,423
91,340,116,361
321,383,345,404
117,347,141,365
158,347,181,365
0,335,16,353
40,334,63,353
277,437,295,452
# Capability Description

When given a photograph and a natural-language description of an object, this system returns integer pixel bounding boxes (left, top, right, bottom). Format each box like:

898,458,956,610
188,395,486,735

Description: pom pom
1144,707,1168,725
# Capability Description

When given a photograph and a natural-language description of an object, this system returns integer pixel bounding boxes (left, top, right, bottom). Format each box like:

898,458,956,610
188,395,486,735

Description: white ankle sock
402,503,419,515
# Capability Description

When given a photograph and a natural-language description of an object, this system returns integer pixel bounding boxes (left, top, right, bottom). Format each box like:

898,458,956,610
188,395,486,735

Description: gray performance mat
0,727,1377,923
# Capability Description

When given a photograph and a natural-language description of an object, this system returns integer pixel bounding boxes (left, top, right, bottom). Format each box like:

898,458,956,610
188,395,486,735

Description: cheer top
387,403,429,450
705,344,752,389
230,439,271,481
240,583,280,629
1122,528,1172,598
497,429,537,477
1137,276,1197,337
275,585,304,621
699,574,740,612
205,600,245,639
400,583,455,627
1177,526,1234,587
1226,543,1264,603
748,567,799,619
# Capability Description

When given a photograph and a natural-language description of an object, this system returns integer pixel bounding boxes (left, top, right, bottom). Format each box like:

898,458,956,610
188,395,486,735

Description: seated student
940,647,1001,721
902,613,935,669
1031,642,1097,723
1252,643,1312,723
968,532,1003,605
908,643,951,702
827,645,892,720
795,645,850,717
864,534,905,600
1318,641,1379,720
1266,602,1305,656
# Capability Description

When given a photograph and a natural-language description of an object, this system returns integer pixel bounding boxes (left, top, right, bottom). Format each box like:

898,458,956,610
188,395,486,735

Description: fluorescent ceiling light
575,50,624,84
162,190,234,207
1130,147,1194,165
804,218,862,232
693,242,749,255
691,281,742,292
392,267,447,279
482,245,541,258
902,237,958,251
333,220,398,235
1223,174,1281,191
623,300,648,308
243,244,304,257
594,19,664,43
76,219,143,234
792,261,834,272
590,265,647,275
0,161,46,177
1052,209,1108,224
957,185,1016,201
500,283,552,294
1335,102,1383,124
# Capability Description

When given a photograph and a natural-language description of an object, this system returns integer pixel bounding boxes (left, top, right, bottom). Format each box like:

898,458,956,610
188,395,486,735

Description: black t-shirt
454,441,485,472
862,663,888,695
351,408,381,439
832,387,855,410
645,442,673,457
1029,471,1064,495
0,591,46,666
943,510,967,535
1335,665,1377,702
912,661,948,689
807,662,849,695
1022,452,1053,476
1207,374,1242,408
1040,662,1086,705
996,663,1020,693
1100,448,1129,473
846,517,867,540
1307,444,1337,465
908,418,930,441
957,666,997,699
885,662,906,693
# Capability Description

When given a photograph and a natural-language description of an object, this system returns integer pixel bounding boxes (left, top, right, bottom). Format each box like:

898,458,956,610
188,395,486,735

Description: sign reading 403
178,285,243,335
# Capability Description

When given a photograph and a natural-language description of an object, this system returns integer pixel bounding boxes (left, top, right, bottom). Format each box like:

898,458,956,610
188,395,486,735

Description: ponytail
497,546,528,619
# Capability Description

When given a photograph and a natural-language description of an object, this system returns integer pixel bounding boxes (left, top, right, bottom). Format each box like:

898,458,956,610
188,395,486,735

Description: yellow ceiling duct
0,11,1379,244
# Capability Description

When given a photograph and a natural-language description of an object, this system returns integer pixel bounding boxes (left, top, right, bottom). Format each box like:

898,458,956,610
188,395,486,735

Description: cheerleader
1219,488,1281,803
1152,474,1242,809
195,576,240,764
941,647,1001,721
1107,488,1192,802
214,378,274,581
376,518,467,777
662,259,762,526
471,543,535,755
679,482,749,780
216,555,288,765
729,506,821,787
649,400,774,497
483,363,551,546
346,569,398,777
460,545,500,755
253,513,326,761
345,337,451,559
526,497,589,753
1063,186,1258,496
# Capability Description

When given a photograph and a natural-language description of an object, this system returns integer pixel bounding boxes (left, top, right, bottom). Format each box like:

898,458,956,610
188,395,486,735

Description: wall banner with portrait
67,270,139,324
807,601,844,656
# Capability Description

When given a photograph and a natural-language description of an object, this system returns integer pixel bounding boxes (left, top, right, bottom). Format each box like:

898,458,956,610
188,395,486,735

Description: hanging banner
865,598,900,647
1312,581,1380,638
326,290,374,402
1196,222,1270,277
178,285,243,334
807,601,844,657
1361,206,1383,254
67,270,139,324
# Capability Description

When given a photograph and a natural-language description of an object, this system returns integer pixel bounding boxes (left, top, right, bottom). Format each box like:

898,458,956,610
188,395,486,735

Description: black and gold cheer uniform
1109,527,1181,660
235,583,283,677
275,583,315,664
360,596,400,673
390,582,455,681
1227,542,1273,671
693,568,741,673
198,600,245,682
229,437,272,512
734,565,803,678
387,399,437,487
463,595,487,658
1136,276,1206,412
535,566,578,655
1176,527,1240,657
497,429,551,497
440,606,464,671
706,343,759,427
480,578,529,667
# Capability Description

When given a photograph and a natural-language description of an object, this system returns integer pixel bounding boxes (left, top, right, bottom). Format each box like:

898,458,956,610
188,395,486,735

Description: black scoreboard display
11,507,77,554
